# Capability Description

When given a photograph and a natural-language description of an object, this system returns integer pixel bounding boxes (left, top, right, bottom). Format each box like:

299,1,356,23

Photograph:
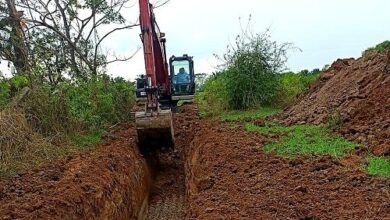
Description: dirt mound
186,119,390,219
0,123,151,219
280,51,390,152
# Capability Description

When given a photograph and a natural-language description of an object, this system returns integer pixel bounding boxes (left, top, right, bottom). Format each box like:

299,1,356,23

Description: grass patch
0,130,104,178
367,157,390,177
219,107,282,122
70,130,103,150
246,123,357,158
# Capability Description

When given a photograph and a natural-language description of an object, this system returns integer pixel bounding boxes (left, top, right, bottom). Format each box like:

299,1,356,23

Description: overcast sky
103,0,390,80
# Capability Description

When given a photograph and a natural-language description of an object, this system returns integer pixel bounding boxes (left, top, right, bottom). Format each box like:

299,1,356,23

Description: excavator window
171,60,192,94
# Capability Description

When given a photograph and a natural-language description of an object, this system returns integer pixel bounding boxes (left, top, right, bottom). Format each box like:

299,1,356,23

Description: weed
367,157,390,177
246,123,357,158
326,111,344,130
70,130,103,150
220,107,282,122
362,40,390,56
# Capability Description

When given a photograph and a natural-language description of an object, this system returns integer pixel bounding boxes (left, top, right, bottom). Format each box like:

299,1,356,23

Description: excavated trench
144,104,198,219
0,104,197,220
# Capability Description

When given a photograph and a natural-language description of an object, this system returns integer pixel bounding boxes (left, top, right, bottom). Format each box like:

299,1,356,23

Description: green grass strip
246,123,357,158
70,130,103,150
220,107,282,122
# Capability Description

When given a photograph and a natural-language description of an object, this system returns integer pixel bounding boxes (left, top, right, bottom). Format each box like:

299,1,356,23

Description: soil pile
0,123,150,219
280,51,390,155
186,119,390,219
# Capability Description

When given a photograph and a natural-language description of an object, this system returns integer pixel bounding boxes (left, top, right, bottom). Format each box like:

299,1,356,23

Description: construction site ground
0,103,389,219
1,51,390,220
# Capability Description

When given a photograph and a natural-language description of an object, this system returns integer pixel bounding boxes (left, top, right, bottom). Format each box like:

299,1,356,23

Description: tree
0,0,29,73
194,73,207,91
13,0,139,79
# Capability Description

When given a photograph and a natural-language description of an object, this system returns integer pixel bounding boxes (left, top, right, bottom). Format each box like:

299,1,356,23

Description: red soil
185,118,390,219
0,123,150,219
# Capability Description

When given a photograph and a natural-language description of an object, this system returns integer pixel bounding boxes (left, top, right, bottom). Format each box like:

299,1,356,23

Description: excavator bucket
135,109,174,151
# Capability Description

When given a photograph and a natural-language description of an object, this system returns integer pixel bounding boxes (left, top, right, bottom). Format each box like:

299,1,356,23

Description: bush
18,74,135,135
196,73,229,116
277,70,320,107
217,30,293,110
363,40,390,56
0,81,10,109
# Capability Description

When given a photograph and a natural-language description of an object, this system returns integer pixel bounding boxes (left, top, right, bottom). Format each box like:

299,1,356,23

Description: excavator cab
170,55,196,101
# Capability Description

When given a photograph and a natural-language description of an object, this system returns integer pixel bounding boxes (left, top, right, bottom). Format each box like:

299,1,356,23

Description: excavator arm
139,0,170,111
135,0,174,151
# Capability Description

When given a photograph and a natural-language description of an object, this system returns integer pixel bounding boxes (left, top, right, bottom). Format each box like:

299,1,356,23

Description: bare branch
104,46,140,65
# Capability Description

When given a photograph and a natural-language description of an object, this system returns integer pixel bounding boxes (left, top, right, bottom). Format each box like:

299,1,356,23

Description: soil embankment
185,119,390,219
0,123,151,219
280,51,390,155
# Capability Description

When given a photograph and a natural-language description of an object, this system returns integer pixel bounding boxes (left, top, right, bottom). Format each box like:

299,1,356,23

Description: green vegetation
277,70,320,107
0,73,135,178
220,107,282,122
367,157,390,177
246,123,357,158
70,130,103,150
0,129,104,178
0,81,10,108
0,0,139,178
197,69,319,116
362,40,390,56
212,29,292,110
196,24,320,116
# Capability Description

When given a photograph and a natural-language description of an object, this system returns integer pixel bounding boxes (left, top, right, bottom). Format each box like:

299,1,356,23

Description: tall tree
0,0,29,73
16,0,137,79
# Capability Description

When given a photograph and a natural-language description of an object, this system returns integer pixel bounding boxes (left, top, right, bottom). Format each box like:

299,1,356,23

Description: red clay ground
0,123,150,219
0,104,389,219
186,117,390,219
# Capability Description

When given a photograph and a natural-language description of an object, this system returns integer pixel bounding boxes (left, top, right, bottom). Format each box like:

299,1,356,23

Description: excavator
134,0,195,151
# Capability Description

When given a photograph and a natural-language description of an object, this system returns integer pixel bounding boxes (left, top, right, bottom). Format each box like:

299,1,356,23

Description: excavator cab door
170,55,195,101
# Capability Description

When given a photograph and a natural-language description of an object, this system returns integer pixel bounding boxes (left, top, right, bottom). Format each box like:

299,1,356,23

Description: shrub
196,73,229,116
276,70,320,107
18,74,135,135
216,29,293,110
0,81,10,109
363,40,390,56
